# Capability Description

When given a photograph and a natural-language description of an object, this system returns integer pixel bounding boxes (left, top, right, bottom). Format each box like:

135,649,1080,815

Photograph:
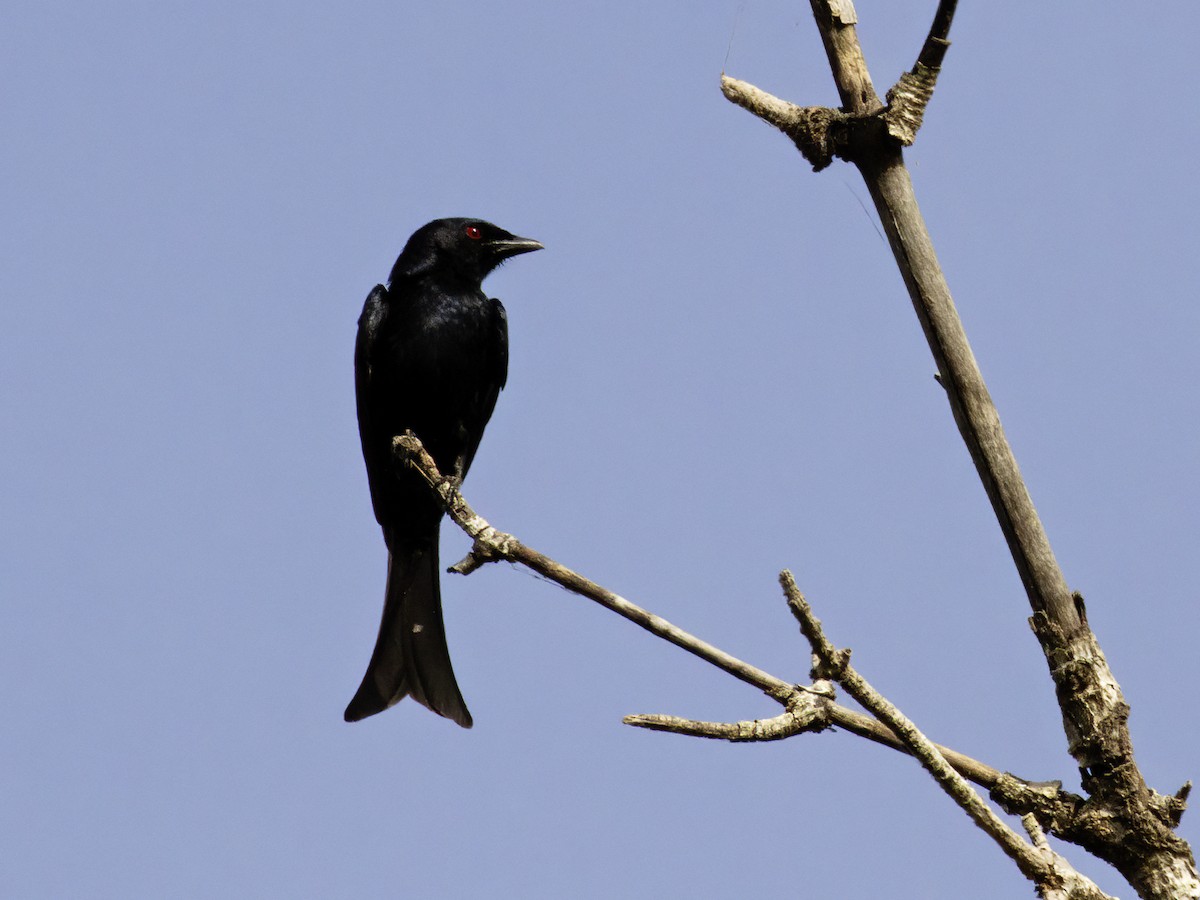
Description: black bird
345,218,543,726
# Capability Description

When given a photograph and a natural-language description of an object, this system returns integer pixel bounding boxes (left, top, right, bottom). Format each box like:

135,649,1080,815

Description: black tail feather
344,530,472,727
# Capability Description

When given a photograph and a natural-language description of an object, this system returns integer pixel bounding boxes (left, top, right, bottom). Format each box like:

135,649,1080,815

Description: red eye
465,224,482,240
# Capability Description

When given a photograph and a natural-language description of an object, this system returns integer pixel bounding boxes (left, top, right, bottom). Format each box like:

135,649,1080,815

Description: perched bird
345,217,543,726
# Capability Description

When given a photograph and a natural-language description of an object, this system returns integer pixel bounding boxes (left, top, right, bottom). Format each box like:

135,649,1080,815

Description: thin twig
622,708,822,743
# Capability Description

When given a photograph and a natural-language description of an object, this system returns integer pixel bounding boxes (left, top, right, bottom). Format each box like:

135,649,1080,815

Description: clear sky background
3,2,1197,898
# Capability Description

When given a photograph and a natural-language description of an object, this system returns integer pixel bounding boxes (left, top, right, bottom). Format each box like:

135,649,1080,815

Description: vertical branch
808,0,880,112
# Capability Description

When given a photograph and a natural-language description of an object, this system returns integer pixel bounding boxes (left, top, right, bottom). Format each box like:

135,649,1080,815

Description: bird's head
390,218,543,287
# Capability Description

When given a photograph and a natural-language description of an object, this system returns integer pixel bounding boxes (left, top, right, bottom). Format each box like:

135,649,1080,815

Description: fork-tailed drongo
345,217,542,726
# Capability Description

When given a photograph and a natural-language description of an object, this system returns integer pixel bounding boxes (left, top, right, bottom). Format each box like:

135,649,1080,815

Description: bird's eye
464,225,482,240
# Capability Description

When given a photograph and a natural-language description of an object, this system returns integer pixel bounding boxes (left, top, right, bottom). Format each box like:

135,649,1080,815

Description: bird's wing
455,298,508,481
355,284,390,525
491,297,509,392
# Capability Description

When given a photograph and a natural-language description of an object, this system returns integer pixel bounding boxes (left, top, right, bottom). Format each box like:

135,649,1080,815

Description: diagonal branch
782,572,1113,900
396,433,793,701
795,0,1078,648
396,432,1089,824
917,0,957,69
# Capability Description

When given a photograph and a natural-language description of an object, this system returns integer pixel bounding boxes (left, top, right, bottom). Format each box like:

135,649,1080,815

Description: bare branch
917,0,957,69
399,431,1151,894
781,572,1113,899
722,0,956,166
809,0,880,113
396,432,794,702
623,705,824,743
395,431,1061,799
782,572,1039,871
793,0,1077,631
827,703,1007,788
719,2,1199,894
720,76,843,171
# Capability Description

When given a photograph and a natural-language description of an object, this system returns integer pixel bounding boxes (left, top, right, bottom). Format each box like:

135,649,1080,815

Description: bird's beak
489,236,544,259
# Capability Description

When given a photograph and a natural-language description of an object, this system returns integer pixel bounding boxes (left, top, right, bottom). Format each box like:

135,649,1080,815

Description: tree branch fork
719,1,948,171
718,0,1195,895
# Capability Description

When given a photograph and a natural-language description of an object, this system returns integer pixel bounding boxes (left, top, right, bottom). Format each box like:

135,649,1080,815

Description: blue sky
3,2,1197,897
